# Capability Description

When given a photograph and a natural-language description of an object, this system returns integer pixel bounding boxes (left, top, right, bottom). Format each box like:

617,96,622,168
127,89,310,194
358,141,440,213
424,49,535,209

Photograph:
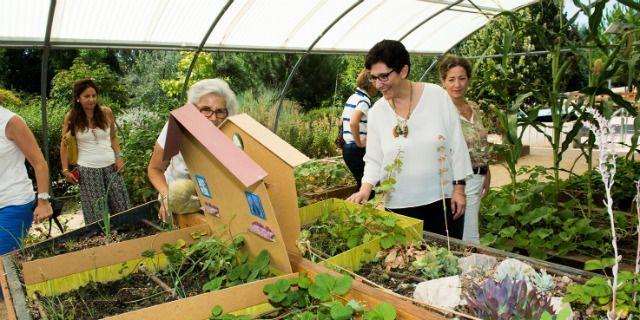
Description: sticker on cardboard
245,192,266,220
195,175,212,198
249,221,275,242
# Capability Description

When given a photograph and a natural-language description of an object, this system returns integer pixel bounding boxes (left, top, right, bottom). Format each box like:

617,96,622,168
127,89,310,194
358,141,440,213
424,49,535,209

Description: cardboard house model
163,104,291,273
220,114,310,253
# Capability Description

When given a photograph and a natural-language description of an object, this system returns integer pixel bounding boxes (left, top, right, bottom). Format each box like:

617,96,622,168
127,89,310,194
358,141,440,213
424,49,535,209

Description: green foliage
465,278,556,319
50,57,128,110
161,235,272,298
122,50,180,112
299,205,407,260
564,268,640,317
411,246,461,280
210,273,397,320
480,166,615,259
294,160,354,195
117,107,166,203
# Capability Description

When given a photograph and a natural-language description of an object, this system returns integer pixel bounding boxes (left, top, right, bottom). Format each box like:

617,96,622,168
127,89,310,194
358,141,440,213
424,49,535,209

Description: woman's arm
147,143,170,220
105,107,124,172
60,112,77,184
6,116,53,223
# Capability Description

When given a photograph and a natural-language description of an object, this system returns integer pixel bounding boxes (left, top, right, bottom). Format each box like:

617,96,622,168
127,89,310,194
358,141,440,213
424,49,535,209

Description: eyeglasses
199,107,229,119
368,70,396,83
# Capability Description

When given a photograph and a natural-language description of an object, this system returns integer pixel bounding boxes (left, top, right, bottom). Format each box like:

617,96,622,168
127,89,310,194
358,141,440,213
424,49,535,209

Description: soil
28,259,221,319
20,222,161,262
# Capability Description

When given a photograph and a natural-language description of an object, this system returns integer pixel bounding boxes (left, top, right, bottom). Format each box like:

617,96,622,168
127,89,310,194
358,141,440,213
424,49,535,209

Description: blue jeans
0,200,34,255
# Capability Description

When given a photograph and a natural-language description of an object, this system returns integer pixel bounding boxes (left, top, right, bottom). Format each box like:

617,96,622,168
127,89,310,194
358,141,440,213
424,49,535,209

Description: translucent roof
0,0,537,54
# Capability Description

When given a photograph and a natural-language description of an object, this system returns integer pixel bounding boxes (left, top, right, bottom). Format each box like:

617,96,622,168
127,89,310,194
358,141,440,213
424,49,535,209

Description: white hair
187,78,238,116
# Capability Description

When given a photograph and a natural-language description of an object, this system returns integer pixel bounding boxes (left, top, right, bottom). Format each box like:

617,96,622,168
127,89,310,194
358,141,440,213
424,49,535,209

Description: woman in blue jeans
0,96,53,254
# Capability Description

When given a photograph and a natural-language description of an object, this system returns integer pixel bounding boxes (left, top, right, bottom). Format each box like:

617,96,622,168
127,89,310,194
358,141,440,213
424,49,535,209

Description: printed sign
248,221,275,242
194,175,212,198
245,192,266,220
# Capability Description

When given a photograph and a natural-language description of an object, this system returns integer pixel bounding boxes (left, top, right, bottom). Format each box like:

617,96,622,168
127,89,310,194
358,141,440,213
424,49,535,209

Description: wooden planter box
97,254,446,320
1,222,211,320
299,198,423,271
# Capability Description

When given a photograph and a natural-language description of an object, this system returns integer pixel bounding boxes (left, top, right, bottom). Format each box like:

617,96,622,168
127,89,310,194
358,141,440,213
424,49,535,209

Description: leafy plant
531,270,555,295
210,273,397,320
299,204,407,261
294,160,354,195
411,245,460,280
465,278,555,320
161,235,272,298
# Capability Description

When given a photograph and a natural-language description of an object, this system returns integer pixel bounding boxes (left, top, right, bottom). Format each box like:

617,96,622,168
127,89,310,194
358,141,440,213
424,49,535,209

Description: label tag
248,221,275,242
195,175,212,198
201,202,219,217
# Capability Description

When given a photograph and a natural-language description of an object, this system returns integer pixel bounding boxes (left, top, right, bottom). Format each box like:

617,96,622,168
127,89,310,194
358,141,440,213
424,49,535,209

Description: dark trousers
342,144,375,199
388,198,464,239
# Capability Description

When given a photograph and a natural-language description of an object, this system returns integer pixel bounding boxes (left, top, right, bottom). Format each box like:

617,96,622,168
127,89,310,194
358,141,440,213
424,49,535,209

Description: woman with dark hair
347,40,472,239
60,79,131,224
439,54,491,244
0,93,52,254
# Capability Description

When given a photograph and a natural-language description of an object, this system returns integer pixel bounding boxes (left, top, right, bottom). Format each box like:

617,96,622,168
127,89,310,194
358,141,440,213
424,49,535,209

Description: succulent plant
465,278,555,320
411,246,460,280
531,269,555,295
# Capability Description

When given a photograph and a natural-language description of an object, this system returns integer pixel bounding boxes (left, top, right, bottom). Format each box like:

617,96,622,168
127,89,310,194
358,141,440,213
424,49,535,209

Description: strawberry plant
294,160,354,195
209,273,397,320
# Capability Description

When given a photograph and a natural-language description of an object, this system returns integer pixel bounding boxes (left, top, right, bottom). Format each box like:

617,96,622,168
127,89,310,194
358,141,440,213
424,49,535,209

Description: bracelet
115,152,125,159
62,168,69,173
452,179,466,186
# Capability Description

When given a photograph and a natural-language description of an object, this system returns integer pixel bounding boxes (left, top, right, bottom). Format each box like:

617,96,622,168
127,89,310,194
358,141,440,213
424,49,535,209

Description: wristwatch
37,192,51,201
452,179,466,186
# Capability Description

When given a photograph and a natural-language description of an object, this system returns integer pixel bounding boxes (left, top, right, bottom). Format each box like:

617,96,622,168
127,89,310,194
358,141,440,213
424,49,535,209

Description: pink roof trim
167,104,267,188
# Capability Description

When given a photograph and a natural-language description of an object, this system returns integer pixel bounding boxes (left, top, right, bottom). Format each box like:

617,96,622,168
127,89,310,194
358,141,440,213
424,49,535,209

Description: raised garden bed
298,198,422,271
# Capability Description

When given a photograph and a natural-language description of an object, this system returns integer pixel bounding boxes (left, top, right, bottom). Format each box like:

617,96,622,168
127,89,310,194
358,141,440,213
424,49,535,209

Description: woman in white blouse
347,40,472,239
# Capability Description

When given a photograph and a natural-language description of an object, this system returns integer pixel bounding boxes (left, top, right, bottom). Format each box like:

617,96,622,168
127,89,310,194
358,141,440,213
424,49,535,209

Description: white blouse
362,83,472,209
157,122,190,185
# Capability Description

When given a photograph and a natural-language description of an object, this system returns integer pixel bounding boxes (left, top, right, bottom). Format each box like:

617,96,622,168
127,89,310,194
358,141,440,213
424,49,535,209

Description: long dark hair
68,79,108,135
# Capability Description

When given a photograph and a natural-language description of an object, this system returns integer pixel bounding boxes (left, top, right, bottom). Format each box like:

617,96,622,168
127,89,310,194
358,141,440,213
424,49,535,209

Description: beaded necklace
388,81,414,138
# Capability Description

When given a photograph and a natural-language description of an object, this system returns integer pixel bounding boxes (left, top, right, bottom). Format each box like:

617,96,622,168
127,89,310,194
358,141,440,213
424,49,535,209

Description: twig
634,180,640,303
139,264,176,298
386,270,428,283
304,243,480,320
32,292,49,319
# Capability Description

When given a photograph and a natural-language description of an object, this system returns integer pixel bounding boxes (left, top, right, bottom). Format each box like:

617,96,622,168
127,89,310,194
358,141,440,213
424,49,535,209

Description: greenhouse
0,0,638,319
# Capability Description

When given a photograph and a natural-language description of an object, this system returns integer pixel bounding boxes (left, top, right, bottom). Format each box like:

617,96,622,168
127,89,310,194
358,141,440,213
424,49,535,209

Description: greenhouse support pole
40,0,58,175
273,0,364,132
180,0,234,103
419,58,440,82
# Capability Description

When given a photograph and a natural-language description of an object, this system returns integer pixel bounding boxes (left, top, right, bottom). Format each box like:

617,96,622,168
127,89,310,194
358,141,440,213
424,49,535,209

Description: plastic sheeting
0,0,537,54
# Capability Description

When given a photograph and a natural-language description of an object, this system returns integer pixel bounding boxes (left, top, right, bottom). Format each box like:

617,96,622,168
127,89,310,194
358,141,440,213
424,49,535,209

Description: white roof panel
0,0,538,54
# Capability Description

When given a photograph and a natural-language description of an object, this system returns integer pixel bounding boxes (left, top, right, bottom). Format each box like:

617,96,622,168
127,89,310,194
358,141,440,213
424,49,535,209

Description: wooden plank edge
3,256,31,320
0,257,18,320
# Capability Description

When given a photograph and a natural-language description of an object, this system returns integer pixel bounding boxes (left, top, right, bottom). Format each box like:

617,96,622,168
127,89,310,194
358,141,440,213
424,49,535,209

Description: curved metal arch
40,0,58,173
180,0,235,102
273,0,364,132
399,0,464,42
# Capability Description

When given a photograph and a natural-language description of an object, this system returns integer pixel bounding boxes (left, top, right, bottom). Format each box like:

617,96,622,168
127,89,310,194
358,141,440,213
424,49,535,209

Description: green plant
411,246,460,280
299,204,407,260
210,273,397,320
465,278,556,319
531,270,555,295
294,160,353,195
161,235,272,298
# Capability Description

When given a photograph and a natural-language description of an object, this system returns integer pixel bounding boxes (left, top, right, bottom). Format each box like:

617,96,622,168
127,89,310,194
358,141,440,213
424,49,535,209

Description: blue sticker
195,175,212,198
245,192,266,220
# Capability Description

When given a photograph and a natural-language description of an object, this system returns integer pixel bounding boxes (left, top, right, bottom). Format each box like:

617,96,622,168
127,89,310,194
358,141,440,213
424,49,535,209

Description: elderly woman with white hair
147,78,238,220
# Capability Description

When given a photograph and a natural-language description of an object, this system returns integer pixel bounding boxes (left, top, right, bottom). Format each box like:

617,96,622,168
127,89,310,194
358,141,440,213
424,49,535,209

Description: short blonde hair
188,78,238,116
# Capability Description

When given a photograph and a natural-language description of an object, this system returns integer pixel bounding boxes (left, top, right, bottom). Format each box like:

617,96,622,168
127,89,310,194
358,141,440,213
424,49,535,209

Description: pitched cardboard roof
163,104,268,188
223,114,310,167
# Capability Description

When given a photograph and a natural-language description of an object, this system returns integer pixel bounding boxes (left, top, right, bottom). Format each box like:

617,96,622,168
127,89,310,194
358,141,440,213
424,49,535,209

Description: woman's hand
346,189,372,204
63,169,79,184
115,157,125,172
481,169,491,199
451,189,466,220
158,194,169,222
33,202,53,224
